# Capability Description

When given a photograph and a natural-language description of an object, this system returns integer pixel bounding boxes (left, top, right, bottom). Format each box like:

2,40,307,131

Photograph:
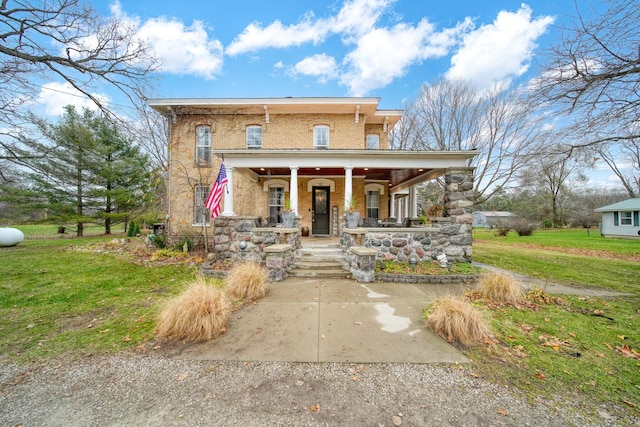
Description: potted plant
345,193,360,228
282,198,295,228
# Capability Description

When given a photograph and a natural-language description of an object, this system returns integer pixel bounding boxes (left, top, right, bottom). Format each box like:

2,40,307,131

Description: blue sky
32,0,624,189
38,0,584,112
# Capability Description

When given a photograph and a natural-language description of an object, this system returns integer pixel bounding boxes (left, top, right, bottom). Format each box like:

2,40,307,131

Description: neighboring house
472,211,516,228
148,97,477,241
594,198,640,239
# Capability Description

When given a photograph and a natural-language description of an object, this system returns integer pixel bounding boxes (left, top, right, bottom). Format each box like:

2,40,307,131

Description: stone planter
282,211,295,228
345,211,360,229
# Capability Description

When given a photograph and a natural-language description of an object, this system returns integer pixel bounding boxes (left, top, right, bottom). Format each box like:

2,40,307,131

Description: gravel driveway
1,353,633,426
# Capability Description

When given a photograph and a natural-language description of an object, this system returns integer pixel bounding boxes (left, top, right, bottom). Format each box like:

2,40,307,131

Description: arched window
366,190,380,219
366,134,379,150
313,125,330,149
246,125,262,149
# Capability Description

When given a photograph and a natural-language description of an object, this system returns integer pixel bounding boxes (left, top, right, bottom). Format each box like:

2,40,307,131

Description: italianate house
149,97,477,281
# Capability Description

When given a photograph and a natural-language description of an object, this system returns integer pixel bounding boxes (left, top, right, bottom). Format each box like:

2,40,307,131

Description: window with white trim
195,126,211,165
620,211,632,225
313,125,329,149
366,190,380,219
246,125,262,149
193,184,210,225
268,187,284,225
366,134,380,150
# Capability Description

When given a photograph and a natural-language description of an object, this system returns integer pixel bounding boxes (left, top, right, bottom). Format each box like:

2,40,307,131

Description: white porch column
403,195,409,221
390,193,396,218
289,166,299,214
222,166,235,216
411,185,419,217
344,166,353,210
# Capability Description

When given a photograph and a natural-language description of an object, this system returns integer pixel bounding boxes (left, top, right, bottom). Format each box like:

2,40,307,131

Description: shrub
127,220,137,237
426,296,492,346
225,261,270,301
477,271,522,305
155,276,231,342
171,234,195,252
512,219,537,236
150,232,167,249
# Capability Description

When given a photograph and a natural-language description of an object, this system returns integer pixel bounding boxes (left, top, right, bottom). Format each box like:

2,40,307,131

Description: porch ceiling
213,149,478,191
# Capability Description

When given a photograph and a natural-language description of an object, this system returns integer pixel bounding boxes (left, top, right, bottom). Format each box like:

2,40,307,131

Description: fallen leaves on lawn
616,344,640,360
538,334,572,351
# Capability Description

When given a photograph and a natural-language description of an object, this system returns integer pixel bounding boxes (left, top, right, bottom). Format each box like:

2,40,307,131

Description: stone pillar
290,166,299,215
222,166,235,216
444,167,475,262
344,166,353,210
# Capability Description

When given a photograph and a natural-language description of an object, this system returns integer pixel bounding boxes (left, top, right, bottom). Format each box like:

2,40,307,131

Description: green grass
465,228,640,418
465,294,640,415
0,235,200,361
473,228,640,293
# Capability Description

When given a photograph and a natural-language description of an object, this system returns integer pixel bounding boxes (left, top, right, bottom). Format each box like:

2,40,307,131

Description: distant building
594,198,640,239
472,211,516,228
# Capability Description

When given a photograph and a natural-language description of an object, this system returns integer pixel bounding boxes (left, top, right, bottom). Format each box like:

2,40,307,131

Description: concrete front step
291,240,349,278
294,260,349,270
288,268,351,278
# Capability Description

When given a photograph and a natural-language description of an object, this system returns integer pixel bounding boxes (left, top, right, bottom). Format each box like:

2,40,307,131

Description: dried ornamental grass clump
225,261,270,301
477,271,522,305
426,296,492,346
156,276,231,342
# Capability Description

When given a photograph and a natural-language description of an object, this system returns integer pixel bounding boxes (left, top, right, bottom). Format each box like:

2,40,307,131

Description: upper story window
366,134,380,150
195,125,211,165
313,125,330,149
246,125,262,149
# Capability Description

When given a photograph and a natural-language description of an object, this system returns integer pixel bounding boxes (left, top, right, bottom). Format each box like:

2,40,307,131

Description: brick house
148,97,476,249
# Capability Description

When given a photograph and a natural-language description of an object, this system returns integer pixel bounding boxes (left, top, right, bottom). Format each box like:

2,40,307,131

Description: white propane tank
0,228,25,247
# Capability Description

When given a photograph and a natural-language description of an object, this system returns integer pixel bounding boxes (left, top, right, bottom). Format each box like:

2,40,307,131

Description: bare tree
0,0,157,128
391,79,542,204
519,143,592,227
533,0,640,196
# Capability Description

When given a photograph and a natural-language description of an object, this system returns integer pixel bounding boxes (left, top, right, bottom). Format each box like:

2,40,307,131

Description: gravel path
1,353,634,426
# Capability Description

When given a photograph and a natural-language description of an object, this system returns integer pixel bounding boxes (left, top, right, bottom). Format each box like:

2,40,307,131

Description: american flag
205,163,228,218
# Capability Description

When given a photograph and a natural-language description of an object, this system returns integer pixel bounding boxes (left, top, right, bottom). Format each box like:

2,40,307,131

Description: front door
312,186,330,235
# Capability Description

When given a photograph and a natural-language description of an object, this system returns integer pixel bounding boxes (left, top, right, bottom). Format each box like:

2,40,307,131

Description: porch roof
213,149,477,192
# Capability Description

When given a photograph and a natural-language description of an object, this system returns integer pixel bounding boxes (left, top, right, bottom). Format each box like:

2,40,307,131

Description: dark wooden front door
312,186,330,235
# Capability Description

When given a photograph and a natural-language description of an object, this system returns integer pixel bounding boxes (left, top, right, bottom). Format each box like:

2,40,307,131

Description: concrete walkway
178,278,473,364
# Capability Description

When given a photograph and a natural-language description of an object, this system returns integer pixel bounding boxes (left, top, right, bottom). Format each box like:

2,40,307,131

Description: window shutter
634,211,639,226
613,211,619,226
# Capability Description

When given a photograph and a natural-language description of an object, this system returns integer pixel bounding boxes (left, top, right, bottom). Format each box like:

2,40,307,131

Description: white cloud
289,54,338,83
35,82,109,116
446,4,554,88
226,14,328,56
137,18,223,79
226,0,392,56
110,1,223,79
341,19,472,96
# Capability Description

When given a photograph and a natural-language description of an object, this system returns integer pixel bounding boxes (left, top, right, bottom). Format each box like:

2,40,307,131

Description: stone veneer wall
213,216,301,263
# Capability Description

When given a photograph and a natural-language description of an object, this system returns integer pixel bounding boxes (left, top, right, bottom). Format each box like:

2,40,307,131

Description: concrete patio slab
179,277,470,364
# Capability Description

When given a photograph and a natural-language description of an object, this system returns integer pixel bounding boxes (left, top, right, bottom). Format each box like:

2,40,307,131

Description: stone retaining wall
213,216,300,264
341,225,472,263
375,272,479,285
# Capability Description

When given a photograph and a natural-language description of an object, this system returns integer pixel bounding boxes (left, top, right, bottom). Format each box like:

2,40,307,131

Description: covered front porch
215,149,477,236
